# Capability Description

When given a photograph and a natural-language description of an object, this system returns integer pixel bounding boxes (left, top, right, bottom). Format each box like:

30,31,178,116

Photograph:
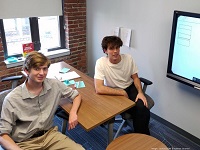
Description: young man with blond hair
0,51,84,149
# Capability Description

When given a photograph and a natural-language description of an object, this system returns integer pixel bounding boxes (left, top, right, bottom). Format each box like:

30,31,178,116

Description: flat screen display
167,10,200,89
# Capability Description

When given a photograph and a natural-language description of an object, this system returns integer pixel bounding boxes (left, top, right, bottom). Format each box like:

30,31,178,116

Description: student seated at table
94,36,150,135
0,51,85,150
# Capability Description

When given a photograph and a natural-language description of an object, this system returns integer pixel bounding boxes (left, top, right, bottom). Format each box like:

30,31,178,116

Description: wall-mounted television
167,10,200,90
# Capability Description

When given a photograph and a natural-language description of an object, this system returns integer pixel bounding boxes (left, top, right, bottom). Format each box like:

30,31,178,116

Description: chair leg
126,119,134,131
61,119,67,134
114,119,126,139
108,118,115,144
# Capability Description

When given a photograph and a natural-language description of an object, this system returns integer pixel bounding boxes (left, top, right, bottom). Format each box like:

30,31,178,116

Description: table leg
107,118,115,144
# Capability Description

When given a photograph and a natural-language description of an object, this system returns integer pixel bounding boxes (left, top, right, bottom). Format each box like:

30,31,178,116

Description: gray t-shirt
0,78,79,142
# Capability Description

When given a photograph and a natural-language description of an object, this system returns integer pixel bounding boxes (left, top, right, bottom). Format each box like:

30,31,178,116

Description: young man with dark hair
94,36,150,135
0,51,84,149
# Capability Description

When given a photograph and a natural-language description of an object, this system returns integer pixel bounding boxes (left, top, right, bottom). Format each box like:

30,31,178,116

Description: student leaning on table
0,51,85,150
94,36,150,135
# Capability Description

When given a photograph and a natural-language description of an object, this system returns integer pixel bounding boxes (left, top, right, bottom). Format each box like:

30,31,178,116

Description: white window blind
0,0,63,19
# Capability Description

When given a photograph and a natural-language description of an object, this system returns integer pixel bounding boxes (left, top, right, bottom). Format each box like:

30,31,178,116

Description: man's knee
136,99,145,109
135,99,150,116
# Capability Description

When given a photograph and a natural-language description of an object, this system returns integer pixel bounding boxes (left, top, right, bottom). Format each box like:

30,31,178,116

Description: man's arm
0,134,22,150
68,94,82,130
94,79,128,98
132,73,148,107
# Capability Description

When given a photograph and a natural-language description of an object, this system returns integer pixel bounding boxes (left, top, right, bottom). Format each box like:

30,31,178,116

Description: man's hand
68,94,81,130
135,92,148,108
68,112,78,130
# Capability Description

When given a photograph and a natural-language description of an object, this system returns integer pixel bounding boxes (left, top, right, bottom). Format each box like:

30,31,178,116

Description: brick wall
0,0,87,91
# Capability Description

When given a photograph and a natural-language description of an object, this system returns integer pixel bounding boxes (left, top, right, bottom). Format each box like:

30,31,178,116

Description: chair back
0,75,22,116
145,94,154,109
0,89,12,117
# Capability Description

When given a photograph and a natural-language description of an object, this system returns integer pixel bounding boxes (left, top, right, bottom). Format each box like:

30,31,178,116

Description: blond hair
23,51,51,71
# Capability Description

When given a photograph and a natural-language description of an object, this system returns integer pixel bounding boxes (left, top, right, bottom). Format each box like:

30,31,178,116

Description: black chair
55,106,69,134
0,75,23,120
0,89,12,116
1,75,23,89
113,77,154,139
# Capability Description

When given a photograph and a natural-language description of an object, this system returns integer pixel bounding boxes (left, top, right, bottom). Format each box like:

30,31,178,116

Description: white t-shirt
94,54,138,89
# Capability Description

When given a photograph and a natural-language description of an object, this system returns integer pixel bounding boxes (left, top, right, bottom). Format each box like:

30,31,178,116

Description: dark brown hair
101,36,123,53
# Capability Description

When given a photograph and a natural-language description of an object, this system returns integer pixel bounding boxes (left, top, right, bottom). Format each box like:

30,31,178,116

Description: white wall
86,0,200,139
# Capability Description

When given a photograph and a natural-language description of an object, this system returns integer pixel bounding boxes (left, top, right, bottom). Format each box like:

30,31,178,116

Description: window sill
4,49,70,68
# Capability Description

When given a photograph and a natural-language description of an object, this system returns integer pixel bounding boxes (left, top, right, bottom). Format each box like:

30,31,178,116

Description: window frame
0,16,65,59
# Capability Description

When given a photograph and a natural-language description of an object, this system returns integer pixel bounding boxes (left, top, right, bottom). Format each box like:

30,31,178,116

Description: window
38,16,61,50
0,16,65,59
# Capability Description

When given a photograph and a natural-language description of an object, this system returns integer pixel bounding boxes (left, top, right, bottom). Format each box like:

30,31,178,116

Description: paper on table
75,81,85,88
63,80,75,86
55,71,80,81
59,67,70,73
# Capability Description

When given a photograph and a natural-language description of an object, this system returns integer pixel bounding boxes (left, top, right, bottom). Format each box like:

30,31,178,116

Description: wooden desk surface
106,133,168,150
48,61,135,131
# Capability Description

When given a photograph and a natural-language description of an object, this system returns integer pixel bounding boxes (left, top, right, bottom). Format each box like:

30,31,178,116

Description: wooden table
48,61,135,144
106,133,168,150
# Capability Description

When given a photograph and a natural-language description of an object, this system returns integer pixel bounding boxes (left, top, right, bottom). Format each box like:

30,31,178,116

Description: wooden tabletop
48,61,135,131
106,133,168,150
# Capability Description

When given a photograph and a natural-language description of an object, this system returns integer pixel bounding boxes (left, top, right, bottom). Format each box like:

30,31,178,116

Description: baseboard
150,112,200,146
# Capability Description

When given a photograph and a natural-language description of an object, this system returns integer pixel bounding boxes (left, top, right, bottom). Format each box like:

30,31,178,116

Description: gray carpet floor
54,115,200,150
